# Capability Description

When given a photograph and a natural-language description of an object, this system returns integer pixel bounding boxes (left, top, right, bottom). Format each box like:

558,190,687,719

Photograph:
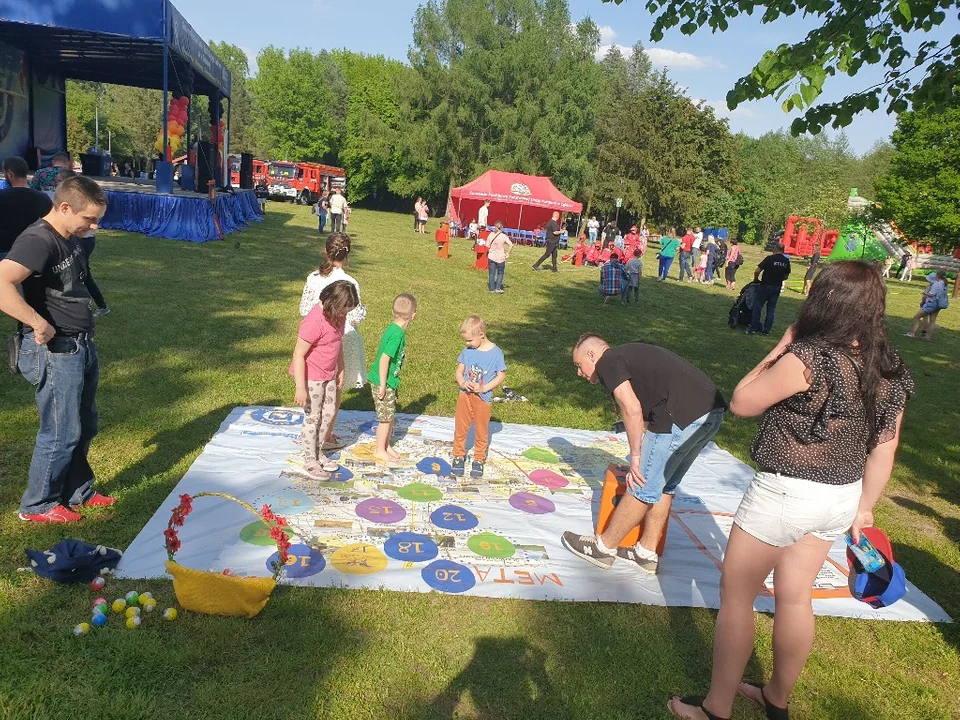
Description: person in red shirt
586,242,602,266
624,225,641,255
679,227,696,282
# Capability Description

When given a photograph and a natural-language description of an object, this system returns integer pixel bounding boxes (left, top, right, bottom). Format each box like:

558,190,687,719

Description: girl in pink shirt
291,281,359,479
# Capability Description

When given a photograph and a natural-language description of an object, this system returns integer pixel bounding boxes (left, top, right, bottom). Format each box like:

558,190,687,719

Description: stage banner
167,4,231,97
31,69,65,159
0,41,28,160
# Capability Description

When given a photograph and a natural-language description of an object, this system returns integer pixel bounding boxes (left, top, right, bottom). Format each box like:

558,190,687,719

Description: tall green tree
875,104,960,253
209,41,261,156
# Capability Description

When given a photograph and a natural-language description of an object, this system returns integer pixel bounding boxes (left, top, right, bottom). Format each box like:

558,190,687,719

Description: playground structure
781,216,840,257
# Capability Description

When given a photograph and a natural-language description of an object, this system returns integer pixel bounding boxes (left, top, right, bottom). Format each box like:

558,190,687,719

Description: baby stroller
729,281,760,329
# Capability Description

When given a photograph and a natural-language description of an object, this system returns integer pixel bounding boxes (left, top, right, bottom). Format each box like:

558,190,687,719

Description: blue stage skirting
100,189,263,242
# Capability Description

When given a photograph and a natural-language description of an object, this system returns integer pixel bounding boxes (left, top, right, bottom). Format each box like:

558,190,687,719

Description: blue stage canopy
0,0,231,97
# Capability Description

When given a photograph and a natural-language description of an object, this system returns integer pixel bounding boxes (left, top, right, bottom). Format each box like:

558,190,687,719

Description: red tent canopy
450,170,582,231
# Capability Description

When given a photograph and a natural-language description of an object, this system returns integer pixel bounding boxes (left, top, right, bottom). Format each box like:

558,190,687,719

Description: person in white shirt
329,188,348,233
477,201,490,229
587,216,600,243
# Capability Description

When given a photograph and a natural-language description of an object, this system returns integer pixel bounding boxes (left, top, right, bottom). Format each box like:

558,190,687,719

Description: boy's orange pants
453,392,492,461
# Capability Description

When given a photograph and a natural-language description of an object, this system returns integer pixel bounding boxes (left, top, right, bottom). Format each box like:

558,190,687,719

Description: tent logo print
510,183,532,197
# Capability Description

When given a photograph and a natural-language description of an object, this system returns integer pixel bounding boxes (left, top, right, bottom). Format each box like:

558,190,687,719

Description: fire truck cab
267,161,346,204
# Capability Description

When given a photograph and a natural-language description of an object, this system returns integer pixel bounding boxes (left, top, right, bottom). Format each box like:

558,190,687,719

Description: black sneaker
470,460,484,478
451,456,466,477
560,531,615,569
531,265,540,272
616,546,659,574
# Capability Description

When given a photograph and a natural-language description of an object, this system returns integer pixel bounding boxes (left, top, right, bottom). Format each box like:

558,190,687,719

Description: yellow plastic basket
163,492,290,618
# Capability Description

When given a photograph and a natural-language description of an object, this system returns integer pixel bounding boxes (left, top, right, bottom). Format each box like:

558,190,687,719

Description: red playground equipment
782,216,840,257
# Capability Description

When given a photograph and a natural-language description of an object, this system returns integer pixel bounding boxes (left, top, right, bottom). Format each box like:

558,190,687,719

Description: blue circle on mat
358,420,378,436
259,489,315,515
332,466,354,482
422,560,476,594
430,505,479,531
251,408,303,426
267,543,325,578
384,532,438,562
417,457,452,477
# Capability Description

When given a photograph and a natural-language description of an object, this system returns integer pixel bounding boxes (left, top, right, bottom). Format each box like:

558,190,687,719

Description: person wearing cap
624,225,641,256
668,261,913,720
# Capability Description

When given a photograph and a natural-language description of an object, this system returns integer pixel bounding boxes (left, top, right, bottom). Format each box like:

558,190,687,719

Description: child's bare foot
386,447,402,460
373,450,398,464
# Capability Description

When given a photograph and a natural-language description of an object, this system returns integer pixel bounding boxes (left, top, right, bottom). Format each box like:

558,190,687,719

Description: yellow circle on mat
330,543,388,575
350,443,378,461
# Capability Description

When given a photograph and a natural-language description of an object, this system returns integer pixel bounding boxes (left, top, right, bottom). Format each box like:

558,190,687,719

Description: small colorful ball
125,591,140,606
90,576,106,592
92,597,107,608
112,599,127,613
125,606,141,618
139,591,153,604
163,607,178,621
93,602,109,616
73,622,91,636
143,599,157,613
125,616,141,630
91,613,107,627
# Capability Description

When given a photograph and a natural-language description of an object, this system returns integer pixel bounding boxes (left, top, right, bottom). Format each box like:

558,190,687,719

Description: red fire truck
228,156,269,188
266,161,346,204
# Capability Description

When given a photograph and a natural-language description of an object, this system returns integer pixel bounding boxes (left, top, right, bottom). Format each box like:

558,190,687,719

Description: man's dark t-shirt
0,188,53,253
595,343,726,433
6,220,94,333
544,219,561,245
758,252,791,286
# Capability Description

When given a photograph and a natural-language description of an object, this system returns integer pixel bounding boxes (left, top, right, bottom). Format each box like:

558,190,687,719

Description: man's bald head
572,333,609,384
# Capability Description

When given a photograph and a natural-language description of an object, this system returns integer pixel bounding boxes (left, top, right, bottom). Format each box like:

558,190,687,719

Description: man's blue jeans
750,284,781,333
705,250,716,281
488,260,505,291
678,251,692,281
317,210,327,233
17,332,99,513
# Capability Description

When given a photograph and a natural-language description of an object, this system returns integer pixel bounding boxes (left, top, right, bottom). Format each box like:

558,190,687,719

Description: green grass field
1,205,957,720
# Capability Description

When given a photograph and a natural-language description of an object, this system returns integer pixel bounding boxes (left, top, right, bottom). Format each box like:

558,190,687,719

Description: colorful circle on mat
356,498,406,523
331,466,354,482
422,560,476,594
357,420,378,436
467,532,516,559
258,489,315,515
429,504,479,531
331,543,388,575
509,491,556,515
240,520,295,546
522,448,560,463
397,482,443,503
251,408,303,426
416,457,452,477
267,543,325,578
350,443,379,461
383,532,438,562
529,469,569,488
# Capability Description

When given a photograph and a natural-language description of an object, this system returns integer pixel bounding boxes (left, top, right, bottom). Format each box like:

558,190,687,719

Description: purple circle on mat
355,498,406,524
509,492,555,515
529,469,569,489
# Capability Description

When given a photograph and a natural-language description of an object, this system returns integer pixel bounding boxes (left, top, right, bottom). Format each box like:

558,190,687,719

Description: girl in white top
299,233,367,448
905,269,948,340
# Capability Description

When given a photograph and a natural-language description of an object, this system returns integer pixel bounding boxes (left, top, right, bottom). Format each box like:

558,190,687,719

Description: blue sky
175,0,953,154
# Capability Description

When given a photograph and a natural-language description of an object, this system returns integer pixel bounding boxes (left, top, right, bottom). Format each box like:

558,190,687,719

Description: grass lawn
1,204,957,720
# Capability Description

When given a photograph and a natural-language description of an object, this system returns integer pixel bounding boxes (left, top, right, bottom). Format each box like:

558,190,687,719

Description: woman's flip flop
738,682,789,720
667,696,730,720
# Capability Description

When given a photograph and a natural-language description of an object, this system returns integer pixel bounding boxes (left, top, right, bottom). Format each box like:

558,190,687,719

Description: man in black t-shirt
562,334,725,573
0,157,53,260
748,242,792,335
532,211,563,272
0,175,115,523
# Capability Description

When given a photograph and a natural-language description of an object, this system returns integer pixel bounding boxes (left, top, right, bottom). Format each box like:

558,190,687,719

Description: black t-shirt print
0,187,53,253
544,220,561,244
595,343,726,433
5,219,94,333
758,253,792,286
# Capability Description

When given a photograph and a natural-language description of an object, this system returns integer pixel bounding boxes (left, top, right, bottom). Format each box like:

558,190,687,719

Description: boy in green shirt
367,294,417,462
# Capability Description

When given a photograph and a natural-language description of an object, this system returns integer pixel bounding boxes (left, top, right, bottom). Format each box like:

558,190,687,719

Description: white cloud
595,43,634,61
646,48,725,71
692,98,759,119
598,25,617,44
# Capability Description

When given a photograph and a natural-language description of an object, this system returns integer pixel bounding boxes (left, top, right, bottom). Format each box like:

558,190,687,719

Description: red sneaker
18,505,83,523
71,492,116,509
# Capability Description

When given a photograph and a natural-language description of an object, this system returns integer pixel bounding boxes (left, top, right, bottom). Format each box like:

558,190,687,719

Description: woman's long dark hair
793,260,906,437
318,280,359,328
318,233,351,276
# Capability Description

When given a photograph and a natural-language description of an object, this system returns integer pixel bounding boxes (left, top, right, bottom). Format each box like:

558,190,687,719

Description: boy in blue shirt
452,316,506,478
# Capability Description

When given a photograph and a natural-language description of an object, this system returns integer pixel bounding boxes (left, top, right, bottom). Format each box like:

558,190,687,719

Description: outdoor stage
96,177,262,243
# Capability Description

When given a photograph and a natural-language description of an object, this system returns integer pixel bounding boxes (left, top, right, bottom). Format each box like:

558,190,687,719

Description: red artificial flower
178,494,193,515
278,547,290,566
260,505,275,523
269,525,286,542
274,515,288,529
170,508,186,527
164,528,181,554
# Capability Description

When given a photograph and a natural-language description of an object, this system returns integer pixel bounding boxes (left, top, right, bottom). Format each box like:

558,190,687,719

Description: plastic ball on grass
90,576,106,592
138,592,153,605
91,613,107,627
143,599,157,613
92,597,107,608
125,607,141,619
112,599,127,613
93,602,108,616
125,591,139,606
163,608,178,621
73,622,91,636
125,616,141,630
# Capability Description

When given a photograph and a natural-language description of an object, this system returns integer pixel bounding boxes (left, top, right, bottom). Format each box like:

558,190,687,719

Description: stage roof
0,0,231,97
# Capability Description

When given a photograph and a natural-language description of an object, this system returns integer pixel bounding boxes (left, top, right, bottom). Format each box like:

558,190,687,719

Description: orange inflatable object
595,464,668,554
435,222,450,259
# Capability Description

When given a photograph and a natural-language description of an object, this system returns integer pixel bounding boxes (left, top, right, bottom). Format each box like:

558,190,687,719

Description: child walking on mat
367,294,418,462
291,281,360,479
452,316,507,478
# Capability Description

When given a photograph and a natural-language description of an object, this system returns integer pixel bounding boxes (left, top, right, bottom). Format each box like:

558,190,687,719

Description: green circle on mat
397,483,443,502
523,448,560,463
240,520,295,546
468,532,516,559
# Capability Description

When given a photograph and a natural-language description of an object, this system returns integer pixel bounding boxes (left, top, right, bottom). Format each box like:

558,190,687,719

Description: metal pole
224,97,231,186
95,99,99,150
214,91,221,185
162,35,169,162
